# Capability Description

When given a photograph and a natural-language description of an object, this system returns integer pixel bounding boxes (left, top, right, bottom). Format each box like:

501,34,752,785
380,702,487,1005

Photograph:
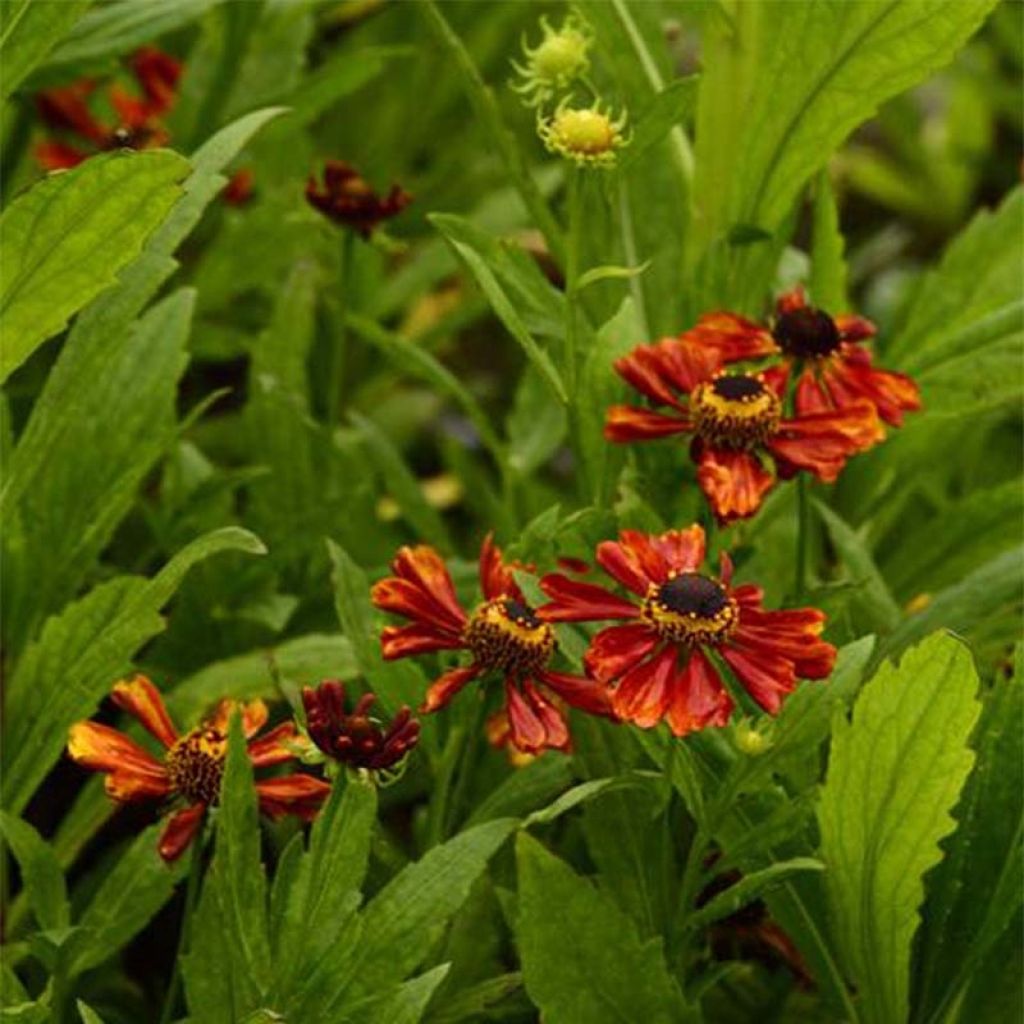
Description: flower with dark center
67,676,329,861
302,680,420,774
306,160,412,238
371,534,614,754
34,47,181,170
687,286,921,429
605,338,881,523
537,526,836,733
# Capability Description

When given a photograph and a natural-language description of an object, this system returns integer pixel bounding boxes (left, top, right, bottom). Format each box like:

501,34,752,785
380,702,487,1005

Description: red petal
537,574,641,622
505,679,570,754
111,675,178,748
596,530,667,594
696,446,775,524
421,664,480,713
688,313,778,362
604,405,691,442
247,721,301,767
479,532,517,600
612,644,676,728
664,648,734,737
770,401,881,483
372,545,467,633
613,344,688,408
834,314,876,342
583,623,659,683
158,804,206,862
256,774,331,821
34,141,89,169
538,669,616,719
822,351,921,427
381,622,467,660
775,286,807,315
719,644,796,714
651,525,706,575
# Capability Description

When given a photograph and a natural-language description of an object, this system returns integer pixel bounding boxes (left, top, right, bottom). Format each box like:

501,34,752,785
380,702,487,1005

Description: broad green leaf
690,0,997,308
515,832,688,1023
339,819,516,1005
0,812,68,932
912,648,1023,1024
425,972,522,1024
686,858,824,932
430,214,568,404
506,367,568,477
69,823,187,975
1,527,265,815
0,0,91,100
808,170,848,311
0,150,189,381
818,632,981,1024
466,755,575,827
346,965,451,1024
2,288,193,650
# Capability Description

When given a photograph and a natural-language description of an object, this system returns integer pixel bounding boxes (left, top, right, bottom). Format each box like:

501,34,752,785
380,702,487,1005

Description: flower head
34,47,181,170
539,101,628,168
67,676,329,861
605,336,880,523
689,286,922,429
511,15,593,107
371,534,614,754
302,680,420,776
537,525,836,734
305,160,412,238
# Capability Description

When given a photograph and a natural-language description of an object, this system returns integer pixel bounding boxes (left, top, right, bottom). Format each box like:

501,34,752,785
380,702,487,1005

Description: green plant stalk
159,823,206,1024
617,176,651,338
326,231,355,426
564,167,584,397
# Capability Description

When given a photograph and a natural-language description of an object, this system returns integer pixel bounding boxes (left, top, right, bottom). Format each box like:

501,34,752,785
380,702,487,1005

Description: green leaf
574,261,652,294
818,632,982,1024
506,367,568,477
808,170,848,311
0,0,91,100
430,214,568,404
69,823,187,975
424,972,522,1024
0,812,68,932
515,832,688,1024
523,774,656,828
350,965,451,1024
619,76,699,173
912,646,1023,1024
1,527,265,815
466,755,575,827
0,150,190,381
3,288,194,650
75,1002,106,1024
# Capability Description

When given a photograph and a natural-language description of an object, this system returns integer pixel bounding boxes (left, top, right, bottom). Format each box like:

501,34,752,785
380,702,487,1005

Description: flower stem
564,166,584,397
326,230,354,425
795,473,810,600
159,823,206,1024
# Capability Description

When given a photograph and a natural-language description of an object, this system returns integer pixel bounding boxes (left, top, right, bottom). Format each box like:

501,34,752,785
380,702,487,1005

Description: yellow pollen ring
165,726,228,805
690,374,781,450
463,600,555,676
641,585,739,646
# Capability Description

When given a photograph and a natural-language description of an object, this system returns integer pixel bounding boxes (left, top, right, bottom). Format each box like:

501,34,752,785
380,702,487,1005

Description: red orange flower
306,160,412,238
302,680,420,773
371,535,614,754
689,286,921,428
605,337,880,523
67,676,329,861
34,47,181,170
537,526,835,733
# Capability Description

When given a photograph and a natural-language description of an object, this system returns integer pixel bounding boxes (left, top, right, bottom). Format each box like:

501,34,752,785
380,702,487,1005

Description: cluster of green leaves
1,1,1020,1023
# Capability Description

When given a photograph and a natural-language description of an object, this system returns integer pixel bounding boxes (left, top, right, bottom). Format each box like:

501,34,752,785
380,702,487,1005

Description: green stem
617,176,650,338
159,822,206,1024
564,167,584,397
795,473,810,600
326,231,354,426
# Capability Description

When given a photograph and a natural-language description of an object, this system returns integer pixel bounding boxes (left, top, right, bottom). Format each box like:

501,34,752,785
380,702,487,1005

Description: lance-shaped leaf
0,0,92,100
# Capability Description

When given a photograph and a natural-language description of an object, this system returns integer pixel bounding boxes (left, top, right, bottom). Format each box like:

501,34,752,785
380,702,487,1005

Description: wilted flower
67,676,329,861
689,286,922,429
302,680,420,775
537,525,836,733
605,336,880,522
510,15,593,107
371,534,614,754
305,160,412,238
538,101,628,168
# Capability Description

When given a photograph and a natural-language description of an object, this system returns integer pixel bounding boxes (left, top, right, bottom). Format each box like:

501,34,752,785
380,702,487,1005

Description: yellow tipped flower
539,101,628,168
511,15,592,108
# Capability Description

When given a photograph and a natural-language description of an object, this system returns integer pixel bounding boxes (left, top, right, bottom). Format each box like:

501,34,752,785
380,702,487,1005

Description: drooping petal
769,400,881,483
735,605,836,680
67,721,167,781
372,545,467,633
247,721,303,767
111,675,178,749
820,348,921,427
421,664,481,713
583,623,660,683
158,804,207,862
696,445,775,523
256,774,331,821
538,669,616,719
537,574,641,622
664,648,734,738
604,405,691,442
504,679,570,754
612,644,677,728
479,532,519,600
613,344,688,408
380,622,467,660
719,643,796,715
105,767,173,803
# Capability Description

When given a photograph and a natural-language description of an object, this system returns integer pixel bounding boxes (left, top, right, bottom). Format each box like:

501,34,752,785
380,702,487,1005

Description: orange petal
612,645,676,728
247,721,303,767
664,649,734,738
111,675,178,749
68,721,167,781
604,405,691,443
381,623,467,660
696,446,775,524
158,804,206,862
537,574,641,623
421,664,480,713
583,623,660,683
256,774,331,821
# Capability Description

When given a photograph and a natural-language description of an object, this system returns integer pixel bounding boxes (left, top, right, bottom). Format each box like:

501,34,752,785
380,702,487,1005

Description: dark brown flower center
464,598,555,677
642,572,738,645
773,307,841,358
691,373,781,450
166,726,227,805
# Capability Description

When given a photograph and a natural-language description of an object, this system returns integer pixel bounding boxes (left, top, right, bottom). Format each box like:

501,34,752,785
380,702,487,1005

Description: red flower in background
302,680,420,773
371,535,614,754
605,337,880,523
306,160,412,238
537,526,835,734
35,47,181,170
689,286,921,428
67,676,329,861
